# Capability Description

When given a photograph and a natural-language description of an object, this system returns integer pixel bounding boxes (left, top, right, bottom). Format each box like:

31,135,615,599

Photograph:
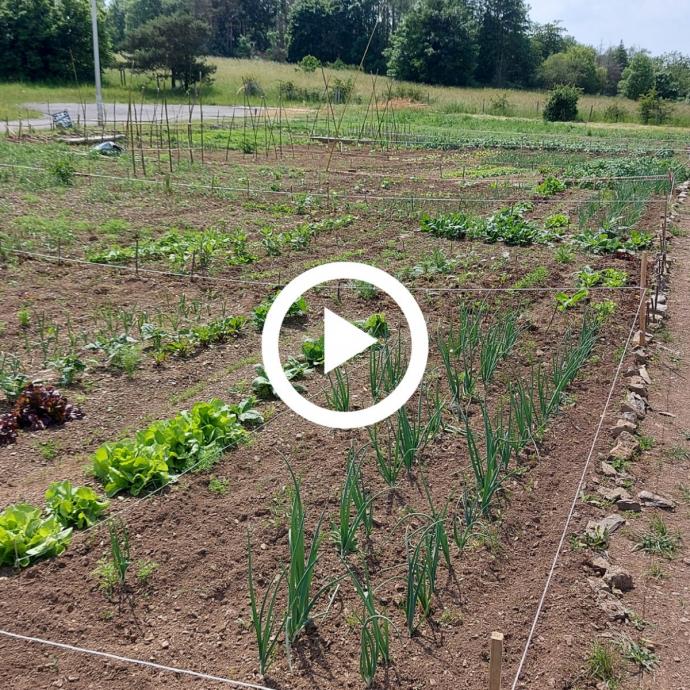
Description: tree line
2,0,690,107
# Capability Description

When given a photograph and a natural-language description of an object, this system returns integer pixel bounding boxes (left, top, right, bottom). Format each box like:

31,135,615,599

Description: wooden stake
639,251,649,346
489,631,503,690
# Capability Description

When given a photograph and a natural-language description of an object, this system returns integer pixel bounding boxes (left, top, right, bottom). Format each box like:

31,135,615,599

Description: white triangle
323,308,378,374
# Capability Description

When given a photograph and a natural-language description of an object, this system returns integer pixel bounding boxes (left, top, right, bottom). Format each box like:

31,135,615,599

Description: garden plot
0,136,684,690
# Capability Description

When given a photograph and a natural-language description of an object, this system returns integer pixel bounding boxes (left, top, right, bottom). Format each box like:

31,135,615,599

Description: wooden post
489,631,503,690
639,251,648,346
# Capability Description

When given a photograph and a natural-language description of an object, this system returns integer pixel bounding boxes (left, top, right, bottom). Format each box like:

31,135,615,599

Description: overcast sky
528,0,690,54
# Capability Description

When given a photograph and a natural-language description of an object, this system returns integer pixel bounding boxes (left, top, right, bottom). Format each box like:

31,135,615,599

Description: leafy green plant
208,476,230,495
45,480,109,529
228,397,264,427
556,288,590,311
47,354,86,386
420,211,478,240
555,245,575,264
252,361,308,400
587,641,620,688
535,176,566,196
0,354,28,403
0,503,72,568
302,336,325,367
253,294,309,329
544,213,569,229
356,313,389,339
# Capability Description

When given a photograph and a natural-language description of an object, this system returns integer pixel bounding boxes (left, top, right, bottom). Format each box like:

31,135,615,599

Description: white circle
261,262,428,430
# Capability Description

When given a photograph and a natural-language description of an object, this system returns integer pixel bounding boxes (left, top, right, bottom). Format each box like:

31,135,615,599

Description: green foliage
45,481,108,529
0,503,72,568
92,400,247,496
539,45,605,94
47,156,76,186
252,360,308,400
587,641,620,687
124,12,215,90
386,0,477,86
0,0,111,82
420,211,477,239
543,85,580,122
47,354,86,386
253,294,309,329
544,213,570,229
534,176,566,196
619,52,655,100
556,288,589,311
302,336,325,367
639,89,673,125
228,396,264,427
326,367,350,412
634,515,681,559
576,266,628,288
356,313,389,339
297,54,320,72
0,354,28,403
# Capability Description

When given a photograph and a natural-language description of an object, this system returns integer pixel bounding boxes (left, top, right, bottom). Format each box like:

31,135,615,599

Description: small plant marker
489,631,503,690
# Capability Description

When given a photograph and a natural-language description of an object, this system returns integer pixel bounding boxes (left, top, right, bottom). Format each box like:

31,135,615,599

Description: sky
527,0,690,55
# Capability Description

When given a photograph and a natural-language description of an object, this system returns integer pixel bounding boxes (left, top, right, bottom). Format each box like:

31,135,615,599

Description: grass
587,641,620,688
634,515,681,559
4,56,690,132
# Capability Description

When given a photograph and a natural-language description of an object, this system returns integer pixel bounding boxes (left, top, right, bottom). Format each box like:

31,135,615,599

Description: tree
475,0,533,87
599,41,628,95
206,0,278,58
654,52,690,99
639,88,673,125
108,0,127,49
123,12,215,89
619,52,655,100
124,0,163,33
287,0,386,71
529,21,574,62
386,0,476,86
0,0,111,81
543,84,579,122
539,45,604,94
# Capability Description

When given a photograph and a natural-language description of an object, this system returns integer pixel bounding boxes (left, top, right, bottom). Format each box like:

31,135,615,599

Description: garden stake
489,631,503,690
639,251,648,345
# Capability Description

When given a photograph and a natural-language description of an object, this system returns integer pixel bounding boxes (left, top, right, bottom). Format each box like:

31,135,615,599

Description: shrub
47,156,76,186
297,55,321,72
543,85,580,122
639,89,673,125
603,104,626,123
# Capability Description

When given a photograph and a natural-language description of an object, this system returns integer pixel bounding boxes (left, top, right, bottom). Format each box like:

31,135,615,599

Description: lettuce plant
45,480,109,529
0,503,72,568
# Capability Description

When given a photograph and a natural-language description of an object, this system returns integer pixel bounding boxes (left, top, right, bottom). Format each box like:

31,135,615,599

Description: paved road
8,102,264,130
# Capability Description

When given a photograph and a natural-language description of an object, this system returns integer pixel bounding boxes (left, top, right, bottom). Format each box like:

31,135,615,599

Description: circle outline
261,262,429,430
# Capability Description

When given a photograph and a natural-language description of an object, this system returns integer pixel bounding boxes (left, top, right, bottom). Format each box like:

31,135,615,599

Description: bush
298,55,321,72
603,104,626,123
639,89,673,125
543,85,580,122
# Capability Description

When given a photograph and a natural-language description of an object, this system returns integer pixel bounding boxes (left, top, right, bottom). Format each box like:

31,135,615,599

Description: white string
6,248,644,294
509,292,645,689
0,162,672,205
0,629,276,690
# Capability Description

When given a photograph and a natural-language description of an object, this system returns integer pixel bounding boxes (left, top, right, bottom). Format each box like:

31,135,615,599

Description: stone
608,431,640,463
638,490,676,511
597,595,628,621
627,376,647,397
586,514,626,537
600,461,619,477
634,349,650,365
610,419,637,438
603,567,634,592
639,366,651,385
621,392,647,420
588,555,610,575
616,498,641,513
632,331,652,348
597,486,631,503
621,411,638,425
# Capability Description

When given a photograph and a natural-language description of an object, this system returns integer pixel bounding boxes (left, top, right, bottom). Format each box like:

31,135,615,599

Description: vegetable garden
0,114,685,689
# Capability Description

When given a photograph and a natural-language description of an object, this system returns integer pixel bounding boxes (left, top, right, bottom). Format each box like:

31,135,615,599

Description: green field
4,56,690,131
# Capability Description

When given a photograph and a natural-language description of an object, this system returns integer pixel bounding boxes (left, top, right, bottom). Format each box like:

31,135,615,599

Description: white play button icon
323,308,378,374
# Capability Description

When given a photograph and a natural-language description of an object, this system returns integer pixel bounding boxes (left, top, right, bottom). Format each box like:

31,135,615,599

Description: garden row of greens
245,305,605,685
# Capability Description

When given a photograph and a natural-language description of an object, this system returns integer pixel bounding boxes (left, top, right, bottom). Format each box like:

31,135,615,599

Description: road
7,102,265,130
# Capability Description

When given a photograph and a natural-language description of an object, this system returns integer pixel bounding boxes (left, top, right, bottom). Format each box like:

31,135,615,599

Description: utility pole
89,0,105,127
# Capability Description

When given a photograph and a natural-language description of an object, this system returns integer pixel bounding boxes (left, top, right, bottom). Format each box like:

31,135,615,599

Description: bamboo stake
639,251,648,345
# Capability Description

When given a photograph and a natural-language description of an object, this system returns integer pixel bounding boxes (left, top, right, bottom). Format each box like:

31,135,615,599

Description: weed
136,559,158,585
665,445,690,462
208,476,230,495
37,440,58,461
587,641,620,688
634,515,681,558
638,435,655,451
554,245,575,264
615,634,658,673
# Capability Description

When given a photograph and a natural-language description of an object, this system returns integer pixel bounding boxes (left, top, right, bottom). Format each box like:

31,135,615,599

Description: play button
261,262,428,429
323,308,377,374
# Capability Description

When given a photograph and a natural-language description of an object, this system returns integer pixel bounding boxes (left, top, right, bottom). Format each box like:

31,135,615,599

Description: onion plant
326,367,350,411
479,311,518,386
247,535,285,676
332,447,374,556
368,424,403,487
